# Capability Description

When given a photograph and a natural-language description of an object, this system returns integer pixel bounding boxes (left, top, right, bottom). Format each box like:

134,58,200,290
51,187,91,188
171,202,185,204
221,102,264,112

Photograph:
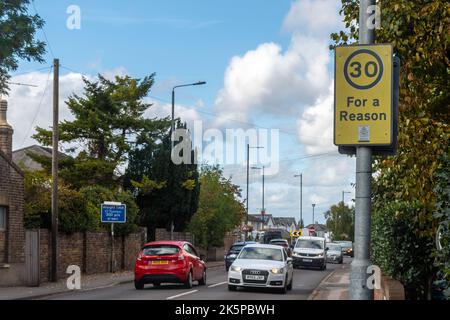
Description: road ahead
40,258,352,300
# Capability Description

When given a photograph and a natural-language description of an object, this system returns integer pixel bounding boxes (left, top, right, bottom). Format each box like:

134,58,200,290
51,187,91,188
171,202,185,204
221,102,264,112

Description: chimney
0,99,13,160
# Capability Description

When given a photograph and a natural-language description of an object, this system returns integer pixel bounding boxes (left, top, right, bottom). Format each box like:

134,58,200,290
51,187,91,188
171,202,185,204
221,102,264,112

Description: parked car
326,243,343,264
292,236,327,270
224,241,256,271
228,244,294,294
335,241,354,257
269,239,292,256
134,241,206,290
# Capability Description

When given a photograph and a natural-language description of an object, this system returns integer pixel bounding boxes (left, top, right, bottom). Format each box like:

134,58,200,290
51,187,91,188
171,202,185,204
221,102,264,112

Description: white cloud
298,84,335,155
283,0,343,37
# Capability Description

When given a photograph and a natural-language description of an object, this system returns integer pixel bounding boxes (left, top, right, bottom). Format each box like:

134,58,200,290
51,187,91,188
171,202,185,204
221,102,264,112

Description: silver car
326,243,344,264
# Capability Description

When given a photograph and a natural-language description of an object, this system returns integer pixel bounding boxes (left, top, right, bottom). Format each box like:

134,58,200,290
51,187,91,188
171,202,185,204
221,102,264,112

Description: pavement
308,258,350,300
0,261,225,300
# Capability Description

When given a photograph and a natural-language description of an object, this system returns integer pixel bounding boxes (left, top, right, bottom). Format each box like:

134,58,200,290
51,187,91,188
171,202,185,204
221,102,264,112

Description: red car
134,241,207,290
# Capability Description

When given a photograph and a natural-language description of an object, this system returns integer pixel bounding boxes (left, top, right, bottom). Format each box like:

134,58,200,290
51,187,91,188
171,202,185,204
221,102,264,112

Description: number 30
349,61,378,78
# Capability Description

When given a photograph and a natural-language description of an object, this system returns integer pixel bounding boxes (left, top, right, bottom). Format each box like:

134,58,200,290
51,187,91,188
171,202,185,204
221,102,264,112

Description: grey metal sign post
101,202,127,273
350,0,375,300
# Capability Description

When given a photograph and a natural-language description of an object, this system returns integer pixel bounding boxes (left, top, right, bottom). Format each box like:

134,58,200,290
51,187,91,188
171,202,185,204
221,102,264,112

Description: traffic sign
101,203,127,223
334,44,393,146
290,230,302,238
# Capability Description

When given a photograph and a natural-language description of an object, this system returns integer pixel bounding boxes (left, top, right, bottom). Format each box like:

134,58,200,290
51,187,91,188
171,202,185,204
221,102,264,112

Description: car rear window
143,245,180,256
271,241,287,246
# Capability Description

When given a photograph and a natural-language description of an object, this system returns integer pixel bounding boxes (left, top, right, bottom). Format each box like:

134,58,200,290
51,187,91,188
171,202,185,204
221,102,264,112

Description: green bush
372,201,436,300
79,186,140,236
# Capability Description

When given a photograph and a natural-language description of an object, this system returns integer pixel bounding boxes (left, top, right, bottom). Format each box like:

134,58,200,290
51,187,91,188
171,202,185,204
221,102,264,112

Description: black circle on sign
343,49,384,90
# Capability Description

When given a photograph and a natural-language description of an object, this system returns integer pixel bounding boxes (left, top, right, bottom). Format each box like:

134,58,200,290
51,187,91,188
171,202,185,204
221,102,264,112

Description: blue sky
11,0,355,225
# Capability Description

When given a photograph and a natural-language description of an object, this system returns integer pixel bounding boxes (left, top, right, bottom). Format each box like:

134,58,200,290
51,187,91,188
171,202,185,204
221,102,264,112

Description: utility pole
245,144,250,241
312,204,316,228
294,174,303,229
51,59,59,282
350,0,375,300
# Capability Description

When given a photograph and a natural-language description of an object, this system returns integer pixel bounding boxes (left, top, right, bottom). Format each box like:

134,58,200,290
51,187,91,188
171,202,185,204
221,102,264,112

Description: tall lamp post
246,145,264,241
170,81,206,240
252,166,265,231
294,174,303,229
312,203,316,231
171,81,206,151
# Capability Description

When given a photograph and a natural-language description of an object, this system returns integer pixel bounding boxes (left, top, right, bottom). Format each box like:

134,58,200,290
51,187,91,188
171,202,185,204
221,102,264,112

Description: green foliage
332,0,450,299
124,126,200,237
0,0,46,94
79,186,140,236
188,166,245,249
433,149,450,298
372,201,435,300
324,203,355,241
23,169,93,234
32,74,169,188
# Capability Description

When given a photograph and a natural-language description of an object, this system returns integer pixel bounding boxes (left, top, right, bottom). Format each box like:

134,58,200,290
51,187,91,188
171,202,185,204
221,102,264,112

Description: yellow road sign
290,230,302,238
334,44,393,146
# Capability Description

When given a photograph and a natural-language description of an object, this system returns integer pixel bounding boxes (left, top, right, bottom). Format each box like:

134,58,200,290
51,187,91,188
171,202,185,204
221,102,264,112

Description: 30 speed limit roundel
344,49,384,90
334,44,393,147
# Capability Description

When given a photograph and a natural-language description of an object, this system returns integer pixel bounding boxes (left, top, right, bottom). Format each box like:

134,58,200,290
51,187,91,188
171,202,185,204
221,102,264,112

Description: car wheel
198,269,207,286
287,277,293,291
279,280,288,294
134,280,144,290
184,271,193,289
228,285,237,291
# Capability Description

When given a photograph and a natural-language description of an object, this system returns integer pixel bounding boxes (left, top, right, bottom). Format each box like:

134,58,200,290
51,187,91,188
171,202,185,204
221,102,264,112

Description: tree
188,166,245,249
324,203,355,241
331,0,450,299
0,0,46,94
32,74,169,188
124,124,200,239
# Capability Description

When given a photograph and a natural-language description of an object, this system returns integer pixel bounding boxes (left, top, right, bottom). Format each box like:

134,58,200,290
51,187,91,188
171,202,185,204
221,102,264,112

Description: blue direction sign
101,203,126,223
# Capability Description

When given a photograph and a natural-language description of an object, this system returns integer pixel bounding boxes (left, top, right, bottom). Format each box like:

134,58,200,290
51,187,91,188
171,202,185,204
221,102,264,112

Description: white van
292,236,327,270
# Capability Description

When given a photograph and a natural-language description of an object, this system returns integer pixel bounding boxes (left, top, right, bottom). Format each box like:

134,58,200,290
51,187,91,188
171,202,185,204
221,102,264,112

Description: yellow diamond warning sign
334,44,393,146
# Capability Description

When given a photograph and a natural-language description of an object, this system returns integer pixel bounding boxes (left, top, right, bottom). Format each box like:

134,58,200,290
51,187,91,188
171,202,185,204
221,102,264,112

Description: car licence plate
151,261,169,265
245,275,265,281
303,259,313,263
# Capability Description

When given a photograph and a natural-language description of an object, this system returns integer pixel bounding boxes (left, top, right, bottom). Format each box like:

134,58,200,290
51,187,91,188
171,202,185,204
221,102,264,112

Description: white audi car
227,244,294,294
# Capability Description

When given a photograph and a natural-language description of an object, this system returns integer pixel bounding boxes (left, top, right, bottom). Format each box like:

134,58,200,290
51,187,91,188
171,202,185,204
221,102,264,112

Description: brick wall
0,153,25,265
38,228,147,282
0,231,5,263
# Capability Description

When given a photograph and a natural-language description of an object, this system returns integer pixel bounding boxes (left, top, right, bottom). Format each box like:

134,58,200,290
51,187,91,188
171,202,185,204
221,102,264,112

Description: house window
0,206,6,230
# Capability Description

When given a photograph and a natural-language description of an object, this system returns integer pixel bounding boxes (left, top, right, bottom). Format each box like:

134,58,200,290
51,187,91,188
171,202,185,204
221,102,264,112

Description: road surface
39,258,352,300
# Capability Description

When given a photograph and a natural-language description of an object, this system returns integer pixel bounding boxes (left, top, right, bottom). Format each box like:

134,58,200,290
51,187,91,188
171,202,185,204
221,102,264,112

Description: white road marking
208,281,227,288
166,290,198,300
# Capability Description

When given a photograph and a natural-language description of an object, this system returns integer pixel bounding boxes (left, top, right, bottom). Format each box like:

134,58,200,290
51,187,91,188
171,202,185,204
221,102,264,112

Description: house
273,217,298,233
247,214,275,231
13,144,68,172
0,99,26,286
306,224,329,238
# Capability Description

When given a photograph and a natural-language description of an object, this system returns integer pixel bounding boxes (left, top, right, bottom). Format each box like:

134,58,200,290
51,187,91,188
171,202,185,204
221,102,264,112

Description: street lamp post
170,81,206,240
171,81,206,151
294,174,303,229
252,166,265,231
312,204,316,230
246,145,264,241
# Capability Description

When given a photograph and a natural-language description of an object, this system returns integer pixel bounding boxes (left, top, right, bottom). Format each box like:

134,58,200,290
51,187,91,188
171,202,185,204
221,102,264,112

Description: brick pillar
0,99,13,160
